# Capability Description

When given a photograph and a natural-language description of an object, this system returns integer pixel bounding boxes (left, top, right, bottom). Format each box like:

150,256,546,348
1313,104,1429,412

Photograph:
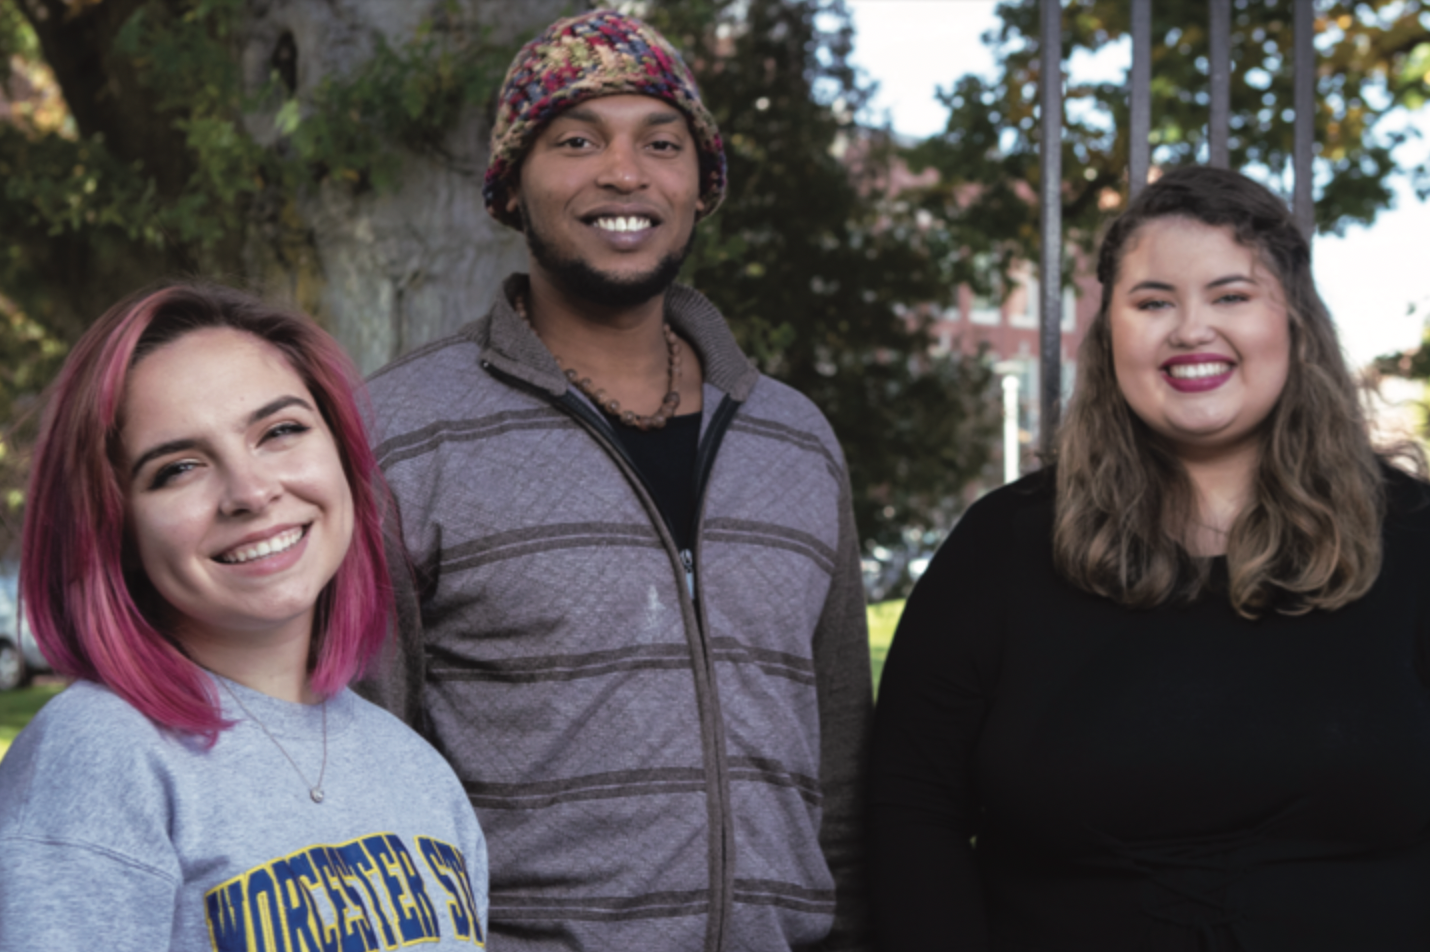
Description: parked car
0,568,51,691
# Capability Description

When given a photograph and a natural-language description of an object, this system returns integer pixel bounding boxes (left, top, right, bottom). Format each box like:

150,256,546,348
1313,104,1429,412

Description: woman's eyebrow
1206,274,1255,289
248,395,313,425
1128,280,1175,293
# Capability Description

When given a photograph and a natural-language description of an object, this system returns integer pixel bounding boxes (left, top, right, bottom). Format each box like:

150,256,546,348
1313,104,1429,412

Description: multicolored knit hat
483,9,726,230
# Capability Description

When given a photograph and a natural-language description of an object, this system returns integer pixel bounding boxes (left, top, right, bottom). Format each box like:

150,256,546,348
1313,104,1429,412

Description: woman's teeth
217,527,304,564
1167,362,1231,379
595,216,652,233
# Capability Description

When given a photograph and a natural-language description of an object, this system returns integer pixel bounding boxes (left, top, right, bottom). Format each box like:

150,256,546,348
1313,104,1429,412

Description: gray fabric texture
359,274,873,951
0,677,489,951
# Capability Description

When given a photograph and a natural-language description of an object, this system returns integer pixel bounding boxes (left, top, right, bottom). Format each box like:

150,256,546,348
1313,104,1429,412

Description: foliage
646,0,1002,552
0,0,518,554
280,18,513,192
0,0,519,330
904,0,1430,298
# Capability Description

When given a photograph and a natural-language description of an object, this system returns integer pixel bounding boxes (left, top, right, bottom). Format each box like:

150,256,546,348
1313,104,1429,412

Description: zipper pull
680,549,696,598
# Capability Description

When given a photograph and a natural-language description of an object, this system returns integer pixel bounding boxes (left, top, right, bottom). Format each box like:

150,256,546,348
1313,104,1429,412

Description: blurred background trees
904,0,1430,297
0,0,1425,588
0,0,998,573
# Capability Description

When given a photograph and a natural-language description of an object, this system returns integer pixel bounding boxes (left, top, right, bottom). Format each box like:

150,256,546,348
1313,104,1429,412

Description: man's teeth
217,527,304,564
595,216,652,233
1167,362,1232,379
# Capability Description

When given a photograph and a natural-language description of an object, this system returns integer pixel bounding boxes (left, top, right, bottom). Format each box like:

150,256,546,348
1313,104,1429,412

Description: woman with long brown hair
870,165,1430,950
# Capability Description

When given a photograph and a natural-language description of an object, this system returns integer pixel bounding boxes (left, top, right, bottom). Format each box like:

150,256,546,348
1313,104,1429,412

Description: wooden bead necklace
515,293,682,430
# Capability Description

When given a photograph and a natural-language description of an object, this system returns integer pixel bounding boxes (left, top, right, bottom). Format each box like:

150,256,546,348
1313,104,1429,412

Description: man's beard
521,199,695,309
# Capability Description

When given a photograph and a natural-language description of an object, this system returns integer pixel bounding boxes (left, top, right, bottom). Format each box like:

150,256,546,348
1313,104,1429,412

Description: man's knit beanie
482,9,726,230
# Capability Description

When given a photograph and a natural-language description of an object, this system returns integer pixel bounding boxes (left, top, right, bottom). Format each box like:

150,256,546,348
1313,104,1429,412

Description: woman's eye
1136,298,1171,312
558,135,593,149
150,460,197,490
1217,292,1249,305
263,421,310,443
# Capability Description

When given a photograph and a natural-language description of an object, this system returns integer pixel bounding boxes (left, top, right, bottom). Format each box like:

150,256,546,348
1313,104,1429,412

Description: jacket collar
471,273,760,402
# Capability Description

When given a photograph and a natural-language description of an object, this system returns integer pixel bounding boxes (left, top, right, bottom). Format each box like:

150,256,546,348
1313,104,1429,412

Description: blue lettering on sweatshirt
204,833,484,952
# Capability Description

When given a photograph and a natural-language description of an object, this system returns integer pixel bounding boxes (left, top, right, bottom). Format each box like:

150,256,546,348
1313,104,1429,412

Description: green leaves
906,0,1429,295
278,27,514,192
648,0,1001,555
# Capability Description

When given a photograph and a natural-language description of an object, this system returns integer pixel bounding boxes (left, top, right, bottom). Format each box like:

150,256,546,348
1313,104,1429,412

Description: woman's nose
1169,302,1217,347
218,461,281,517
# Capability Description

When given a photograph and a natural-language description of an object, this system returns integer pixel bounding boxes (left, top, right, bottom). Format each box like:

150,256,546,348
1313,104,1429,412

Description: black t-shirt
612,412,701,551
870,466,1430,951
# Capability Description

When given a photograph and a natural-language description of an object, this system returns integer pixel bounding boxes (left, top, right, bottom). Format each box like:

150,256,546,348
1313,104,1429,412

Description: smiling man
361,10,871,952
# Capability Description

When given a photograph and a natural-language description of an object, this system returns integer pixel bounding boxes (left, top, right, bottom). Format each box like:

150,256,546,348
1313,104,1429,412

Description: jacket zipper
680,548,695,597
482,361,742,949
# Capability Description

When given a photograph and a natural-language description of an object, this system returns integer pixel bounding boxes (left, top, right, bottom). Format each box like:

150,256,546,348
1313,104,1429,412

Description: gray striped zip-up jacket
360,275,872,951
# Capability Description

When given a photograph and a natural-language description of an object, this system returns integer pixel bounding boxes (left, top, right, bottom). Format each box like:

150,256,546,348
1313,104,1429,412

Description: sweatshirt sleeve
0,837,180,950
0,687,183,951
810,464,875,952
868,492,1012,951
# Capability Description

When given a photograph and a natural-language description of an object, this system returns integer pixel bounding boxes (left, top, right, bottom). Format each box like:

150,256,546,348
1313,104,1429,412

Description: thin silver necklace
218,678,328,804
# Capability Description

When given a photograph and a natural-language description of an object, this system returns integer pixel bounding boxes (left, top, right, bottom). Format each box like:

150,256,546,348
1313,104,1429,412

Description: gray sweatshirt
0,677,488,951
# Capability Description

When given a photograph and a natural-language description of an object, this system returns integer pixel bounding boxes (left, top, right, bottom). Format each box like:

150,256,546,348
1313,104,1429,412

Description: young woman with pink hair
0,283,488,951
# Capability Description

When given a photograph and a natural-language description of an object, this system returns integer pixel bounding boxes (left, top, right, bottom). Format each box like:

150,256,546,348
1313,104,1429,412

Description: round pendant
310,788,325,804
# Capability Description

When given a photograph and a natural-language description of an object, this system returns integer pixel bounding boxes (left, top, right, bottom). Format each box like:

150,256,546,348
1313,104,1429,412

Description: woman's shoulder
338,690,477,810
342,690,461,771
952,469,1057,544
0,681,182,846
5,680,165,761
1380,461,1430,538
918,470,1057,599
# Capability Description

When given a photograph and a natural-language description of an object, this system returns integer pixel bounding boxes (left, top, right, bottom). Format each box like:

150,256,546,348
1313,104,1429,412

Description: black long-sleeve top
870,468,1430,951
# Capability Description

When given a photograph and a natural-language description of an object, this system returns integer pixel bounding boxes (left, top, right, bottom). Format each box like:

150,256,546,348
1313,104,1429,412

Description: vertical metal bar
1209,0,1231,167
1002,374,1020,484
1130,0,1152,197
1040,0,1063,456
1293,0,1316,239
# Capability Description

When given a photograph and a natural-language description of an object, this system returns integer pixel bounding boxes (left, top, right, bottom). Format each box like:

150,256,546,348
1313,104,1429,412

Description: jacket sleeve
867,495,1009,951
352,506,430,732
811,465,874,951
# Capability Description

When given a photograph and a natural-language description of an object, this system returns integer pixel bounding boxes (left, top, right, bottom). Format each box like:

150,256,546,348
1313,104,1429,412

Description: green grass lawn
868,599,905,698
0,602,911,763
0,682,64,761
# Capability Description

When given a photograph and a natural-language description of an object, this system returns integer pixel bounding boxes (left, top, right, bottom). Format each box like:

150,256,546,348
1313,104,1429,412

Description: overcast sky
844,0,1430,370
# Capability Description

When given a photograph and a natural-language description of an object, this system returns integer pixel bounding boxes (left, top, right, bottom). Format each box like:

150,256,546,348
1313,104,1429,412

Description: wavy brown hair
1054,165,1384,618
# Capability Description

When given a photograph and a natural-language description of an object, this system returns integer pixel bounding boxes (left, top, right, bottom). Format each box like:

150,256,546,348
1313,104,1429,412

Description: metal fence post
1209,0,1231,167
1039,0,1063,457
1293,0,1316,238
1129,0,1152,198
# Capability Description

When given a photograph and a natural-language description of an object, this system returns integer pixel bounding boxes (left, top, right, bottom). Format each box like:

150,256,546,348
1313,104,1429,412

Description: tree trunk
239,0,557,373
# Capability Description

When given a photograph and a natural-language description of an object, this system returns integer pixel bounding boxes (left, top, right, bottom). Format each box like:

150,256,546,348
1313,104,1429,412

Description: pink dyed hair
21,282,394,741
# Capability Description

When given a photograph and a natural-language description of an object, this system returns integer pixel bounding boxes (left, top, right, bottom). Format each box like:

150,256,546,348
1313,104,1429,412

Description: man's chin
522,201,692,310
534,252,685,310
